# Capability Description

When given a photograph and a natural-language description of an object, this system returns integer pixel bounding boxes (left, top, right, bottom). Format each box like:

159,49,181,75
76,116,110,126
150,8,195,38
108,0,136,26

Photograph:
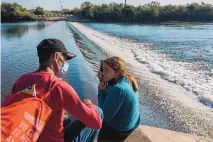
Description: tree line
1,3,36,22
71,1,213,22
1,3,65,22
1,1,213,22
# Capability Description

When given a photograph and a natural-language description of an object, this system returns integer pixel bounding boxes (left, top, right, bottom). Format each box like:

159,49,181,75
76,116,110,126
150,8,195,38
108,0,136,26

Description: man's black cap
37,39,76,60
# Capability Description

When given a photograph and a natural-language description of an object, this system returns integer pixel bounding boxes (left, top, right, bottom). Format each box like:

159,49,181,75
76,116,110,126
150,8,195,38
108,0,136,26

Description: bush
33,7,45,15
1,2,36,22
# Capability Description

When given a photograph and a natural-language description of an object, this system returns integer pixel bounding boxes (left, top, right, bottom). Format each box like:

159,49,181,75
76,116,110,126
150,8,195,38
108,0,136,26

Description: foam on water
70,22,213,108
130,42,213,107
69,22,213,137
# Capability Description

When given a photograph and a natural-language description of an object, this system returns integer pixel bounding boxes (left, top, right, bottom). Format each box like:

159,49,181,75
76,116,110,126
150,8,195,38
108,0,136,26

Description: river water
1,21,99,103
1,21,213,138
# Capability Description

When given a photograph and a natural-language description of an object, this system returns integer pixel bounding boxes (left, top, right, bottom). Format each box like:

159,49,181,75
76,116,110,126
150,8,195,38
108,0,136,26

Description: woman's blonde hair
103,56,139,92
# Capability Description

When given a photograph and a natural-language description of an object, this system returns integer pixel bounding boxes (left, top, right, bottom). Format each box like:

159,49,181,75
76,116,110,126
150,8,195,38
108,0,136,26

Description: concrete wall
125,125,213,142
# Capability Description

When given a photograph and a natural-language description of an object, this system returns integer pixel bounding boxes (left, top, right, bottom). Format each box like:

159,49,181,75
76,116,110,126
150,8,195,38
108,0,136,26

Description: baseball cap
37,39,76,60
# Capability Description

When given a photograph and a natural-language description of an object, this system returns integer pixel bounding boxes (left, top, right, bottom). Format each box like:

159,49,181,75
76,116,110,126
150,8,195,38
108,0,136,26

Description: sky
1,0,213,10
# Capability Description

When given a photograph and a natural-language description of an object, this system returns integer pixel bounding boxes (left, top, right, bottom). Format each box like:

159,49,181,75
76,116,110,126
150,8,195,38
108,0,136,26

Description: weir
68,22,213,142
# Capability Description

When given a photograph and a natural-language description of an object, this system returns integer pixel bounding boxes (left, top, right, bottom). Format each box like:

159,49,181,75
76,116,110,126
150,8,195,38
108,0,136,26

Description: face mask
58,61,69,75
57,55,69,76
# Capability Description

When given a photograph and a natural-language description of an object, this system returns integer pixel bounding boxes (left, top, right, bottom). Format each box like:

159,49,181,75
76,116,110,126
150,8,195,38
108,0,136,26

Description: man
2,39,103,142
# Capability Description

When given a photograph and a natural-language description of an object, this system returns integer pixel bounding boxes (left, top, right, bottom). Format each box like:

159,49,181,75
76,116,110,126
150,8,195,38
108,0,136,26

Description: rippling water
69,22,213,138
83,23,213,66
1,21,99,103
1,21,213,138
82,23,213,106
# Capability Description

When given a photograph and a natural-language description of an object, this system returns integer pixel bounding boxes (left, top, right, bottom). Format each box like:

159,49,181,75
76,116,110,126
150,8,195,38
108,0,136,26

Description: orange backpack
1,81,59,142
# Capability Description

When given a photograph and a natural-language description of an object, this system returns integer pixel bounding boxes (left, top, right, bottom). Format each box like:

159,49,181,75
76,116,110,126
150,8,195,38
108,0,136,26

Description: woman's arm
101,86,126,122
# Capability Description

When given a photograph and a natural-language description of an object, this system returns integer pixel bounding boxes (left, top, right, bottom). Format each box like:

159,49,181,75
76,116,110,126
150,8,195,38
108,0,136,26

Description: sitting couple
2,39,140,142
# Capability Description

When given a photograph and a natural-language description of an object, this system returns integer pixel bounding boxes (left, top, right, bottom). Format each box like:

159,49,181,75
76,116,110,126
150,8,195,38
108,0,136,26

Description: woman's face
103,62,117,82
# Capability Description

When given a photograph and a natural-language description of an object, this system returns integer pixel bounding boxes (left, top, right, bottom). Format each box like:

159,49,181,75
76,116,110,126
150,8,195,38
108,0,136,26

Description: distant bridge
35,15,91,22
36,14,72,18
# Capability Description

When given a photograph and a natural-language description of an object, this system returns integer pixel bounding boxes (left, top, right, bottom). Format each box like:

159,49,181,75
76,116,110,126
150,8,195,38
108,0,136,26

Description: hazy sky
2,0,213,10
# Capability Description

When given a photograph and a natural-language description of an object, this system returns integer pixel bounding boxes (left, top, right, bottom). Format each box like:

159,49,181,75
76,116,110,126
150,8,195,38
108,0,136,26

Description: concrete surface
124,125,213,142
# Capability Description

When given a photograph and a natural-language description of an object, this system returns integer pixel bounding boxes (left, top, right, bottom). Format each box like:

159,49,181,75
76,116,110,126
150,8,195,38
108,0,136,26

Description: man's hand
84,99,92,105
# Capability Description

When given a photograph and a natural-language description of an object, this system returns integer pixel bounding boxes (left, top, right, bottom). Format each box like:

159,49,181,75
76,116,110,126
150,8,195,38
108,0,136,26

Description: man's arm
58,81,102,129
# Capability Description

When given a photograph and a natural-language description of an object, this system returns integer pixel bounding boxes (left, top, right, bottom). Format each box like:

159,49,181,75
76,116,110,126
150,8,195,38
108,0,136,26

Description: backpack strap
41,79,61,101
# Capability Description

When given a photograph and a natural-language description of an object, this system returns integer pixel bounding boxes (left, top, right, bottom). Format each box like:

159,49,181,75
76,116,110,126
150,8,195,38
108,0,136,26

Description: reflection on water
1,22,51,39
1,25,29,38
1,21,100,105
1,22,53,98
1,22,69,98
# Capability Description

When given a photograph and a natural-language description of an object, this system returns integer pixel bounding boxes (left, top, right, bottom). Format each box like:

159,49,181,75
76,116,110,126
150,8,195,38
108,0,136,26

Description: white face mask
58,61,69,75
56,55,69,76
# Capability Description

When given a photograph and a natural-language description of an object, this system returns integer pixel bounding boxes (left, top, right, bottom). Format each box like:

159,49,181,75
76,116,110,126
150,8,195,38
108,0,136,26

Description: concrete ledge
124,125,213,142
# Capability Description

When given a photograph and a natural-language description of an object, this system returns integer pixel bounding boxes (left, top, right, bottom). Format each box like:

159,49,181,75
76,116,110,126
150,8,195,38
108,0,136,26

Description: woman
97,56,140,141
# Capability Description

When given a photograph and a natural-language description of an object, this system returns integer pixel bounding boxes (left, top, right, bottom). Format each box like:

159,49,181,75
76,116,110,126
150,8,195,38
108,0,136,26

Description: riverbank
1,16,89,22
68,22,213,138
1,16,68,22
3,17,213,24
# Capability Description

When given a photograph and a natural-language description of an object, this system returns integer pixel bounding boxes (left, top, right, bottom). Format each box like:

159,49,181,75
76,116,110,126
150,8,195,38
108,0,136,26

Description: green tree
34,7,45,15
78,2,94,18
71,1,213,23
62,9,72,14
1,2,35,22
70,7,81,15
80,1,93,9
123,5,135,22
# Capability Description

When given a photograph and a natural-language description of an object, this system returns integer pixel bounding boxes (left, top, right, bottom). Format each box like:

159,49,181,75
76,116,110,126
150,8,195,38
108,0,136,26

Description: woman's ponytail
126,74,139,92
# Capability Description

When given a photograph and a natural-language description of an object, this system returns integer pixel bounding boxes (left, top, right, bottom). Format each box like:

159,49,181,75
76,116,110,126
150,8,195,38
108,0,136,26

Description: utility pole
123,0,127,22
59,0,63,11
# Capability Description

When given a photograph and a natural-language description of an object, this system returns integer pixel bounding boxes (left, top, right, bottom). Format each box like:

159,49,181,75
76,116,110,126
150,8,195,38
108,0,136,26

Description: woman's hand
98,71,104,82
98,82,107,90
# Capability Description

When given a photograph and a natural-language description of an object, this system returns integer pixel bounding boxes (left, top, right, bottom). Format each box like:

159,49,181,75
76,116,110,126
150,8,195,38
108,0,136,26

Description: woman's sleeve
98,90,106,109
101,87,126,122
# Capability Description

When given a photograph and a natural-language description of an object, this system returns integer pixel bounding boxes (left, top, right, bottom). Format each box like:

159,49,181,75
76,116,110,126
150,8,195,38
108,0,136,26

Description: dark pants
64,107,103,142
98,116,140,142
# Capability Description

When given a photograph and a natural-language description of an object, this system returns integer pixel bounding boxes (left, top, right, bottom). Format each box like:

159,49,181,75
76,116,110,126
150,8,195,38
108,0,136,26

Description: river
1,21,213,138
